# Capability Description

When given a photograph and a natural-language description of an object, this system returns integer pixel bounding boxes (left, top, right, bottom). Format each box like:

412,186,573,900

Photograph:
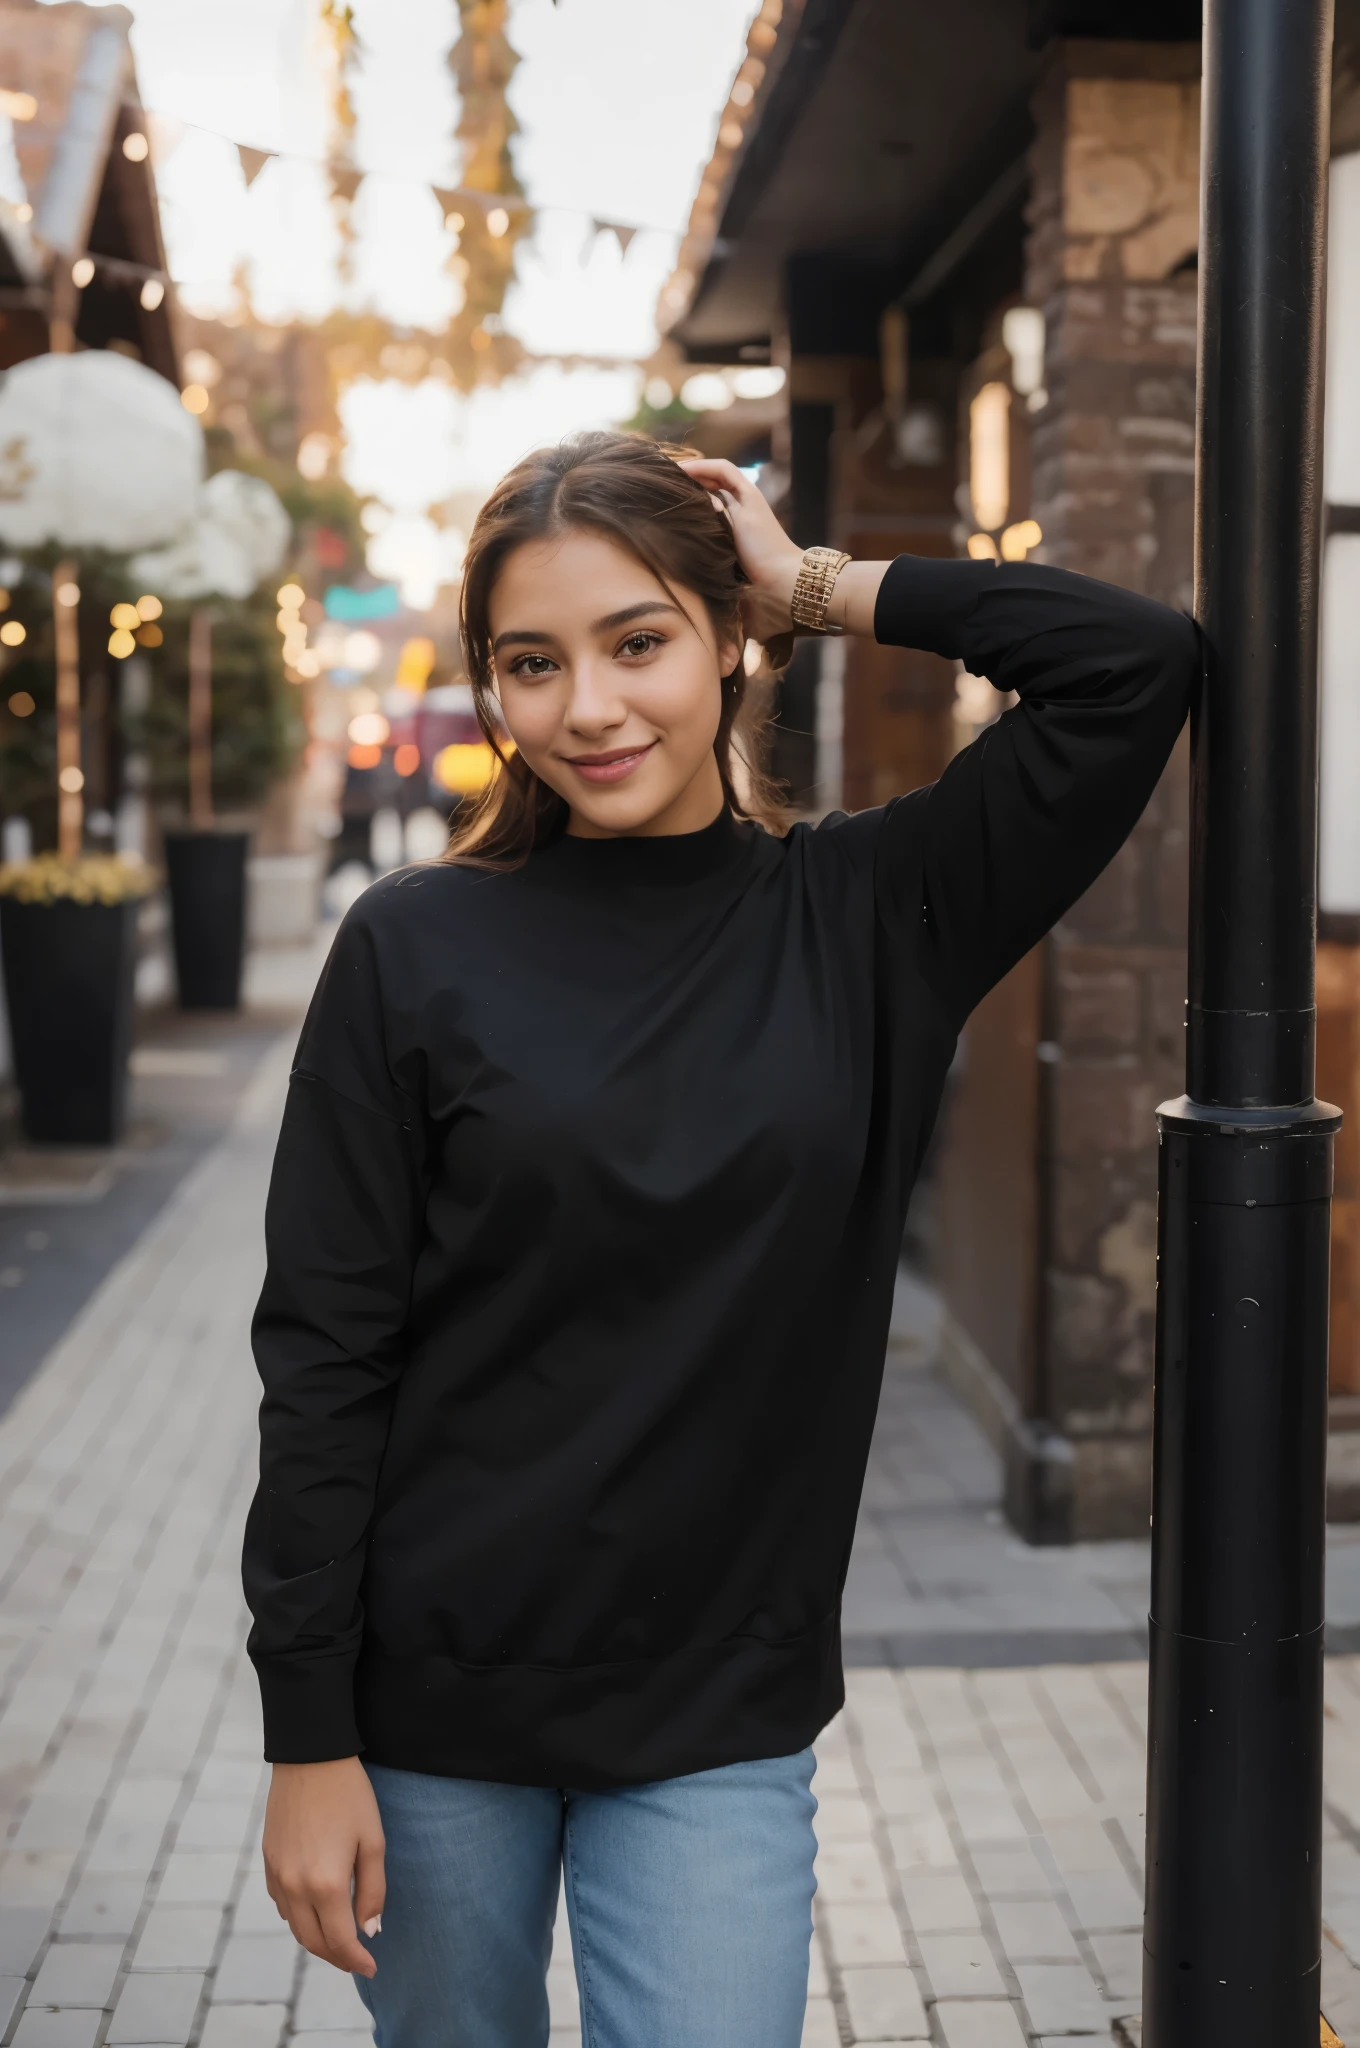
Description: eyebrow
491,600,681,655
593,600,682,632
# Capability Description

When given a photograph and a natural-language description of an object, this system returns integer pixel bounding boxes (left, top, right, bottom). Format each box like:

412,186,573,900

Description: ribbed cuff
252,1651,364,1763
873,552,994,653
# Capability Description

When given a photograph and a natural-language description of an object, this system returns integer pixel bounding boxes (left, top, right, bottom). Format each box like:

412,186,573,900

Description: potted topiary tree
0,351,203,1143
130,469,291,1009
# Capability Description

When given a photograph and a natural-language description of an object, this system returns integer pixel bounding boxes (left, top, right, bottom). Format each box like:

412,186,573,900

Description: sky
85,0,758,599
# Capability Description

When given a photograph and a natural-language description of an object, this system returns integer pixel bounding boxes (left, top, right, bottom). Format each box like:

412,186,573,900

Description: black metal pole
1144,2,1338,2042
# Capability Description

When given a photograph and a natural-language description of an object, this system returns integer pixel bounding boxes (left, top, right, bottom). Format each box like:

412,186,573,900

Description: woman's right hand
677,454,893,650
262,1757,386,1978
677,456,804,645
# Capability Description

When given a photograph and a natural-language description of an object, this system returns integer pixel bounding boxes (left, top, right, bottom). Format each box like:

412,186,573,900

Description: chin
560,762,691,835
573,786,674,833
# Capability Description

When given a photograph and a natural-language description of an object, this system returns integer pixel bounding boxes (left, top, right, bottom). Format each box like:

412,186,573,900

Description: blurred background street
2,0,1360,2041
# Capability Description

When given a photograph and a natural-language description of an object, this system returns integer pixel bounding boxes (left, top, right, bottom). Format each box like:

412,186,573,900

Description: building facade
663,0,1360,1538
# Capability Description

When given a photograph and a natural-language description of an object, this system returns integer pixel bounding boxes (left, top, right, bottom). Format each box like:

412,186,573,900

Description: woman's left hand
677,457,804,649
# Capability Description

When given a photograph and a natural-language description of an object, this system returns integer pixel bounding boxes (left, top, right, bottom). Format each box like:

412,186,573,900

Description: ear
718,627,745,682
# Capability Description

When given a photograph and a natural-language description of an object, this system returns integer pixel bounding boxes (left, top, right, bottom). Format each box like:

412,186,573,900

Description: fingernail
363,1916,382,1938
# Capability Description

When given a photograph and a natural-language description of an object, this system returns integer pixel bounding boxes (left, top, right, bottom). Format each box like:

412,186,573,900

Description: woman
245,431,1195,2047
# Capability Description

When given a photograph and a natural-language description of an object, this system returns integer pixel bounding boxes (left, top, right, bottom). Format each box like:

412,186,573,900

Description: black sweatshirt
244,556,1196,1788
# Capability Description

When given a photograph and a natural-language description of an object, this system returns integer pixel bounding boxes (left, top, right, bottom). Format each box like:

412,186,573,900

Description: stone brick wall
1027,43,1200,1534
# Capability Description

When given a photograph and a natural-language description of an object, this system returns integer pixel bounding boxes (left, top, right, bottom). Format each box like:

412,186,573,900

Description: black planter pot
164,830,249,1011
0,896,139,1144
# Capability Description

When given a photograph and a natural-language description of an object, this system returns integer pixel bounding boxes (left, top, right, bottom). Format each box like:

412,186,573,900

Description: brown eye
622,632,660,657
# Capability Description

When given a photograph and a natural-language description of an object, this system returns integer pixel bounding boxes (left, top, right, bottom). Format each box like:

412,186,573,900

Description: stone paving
8,1003,1360,2043
844,1274,1360,1668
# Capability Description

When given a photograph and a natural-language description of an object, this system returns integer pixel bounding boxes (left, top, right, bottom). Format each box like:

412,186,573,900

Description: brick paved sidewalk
7,1034,1360,2045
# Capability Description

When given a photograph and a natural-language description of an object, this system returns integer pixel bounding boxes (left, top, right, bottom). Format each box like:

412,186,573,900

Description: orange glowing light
394,743,422,777
433,741,497,794
347,742,383,770
394,637,437,692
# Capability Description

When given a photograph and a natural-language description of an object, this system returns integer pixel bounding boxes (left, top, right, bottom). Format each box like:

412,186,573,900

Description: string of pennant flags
147,111,662,255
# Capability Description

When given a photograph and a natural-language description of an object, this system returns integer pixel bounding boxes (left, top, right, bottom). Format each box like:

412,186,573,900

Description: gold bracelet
790,546,852,634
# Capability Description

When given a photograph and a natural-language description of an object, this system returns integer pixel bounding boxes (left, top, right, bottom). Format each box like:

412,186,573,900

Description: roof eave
659,0,860,344
31,8,131,257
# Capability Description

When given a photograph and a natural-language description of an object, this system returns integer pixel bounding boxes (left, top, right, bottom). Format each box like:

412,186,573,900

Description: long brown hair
446,430,782,868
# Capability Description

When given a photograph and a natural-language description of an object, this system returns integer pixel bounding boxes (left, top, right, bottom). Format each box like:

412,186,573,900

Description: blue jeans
355,1749,818,2048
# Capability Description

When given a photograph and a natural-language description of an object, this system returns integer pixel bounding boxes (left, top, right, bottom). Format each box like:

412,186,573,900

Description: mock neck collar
538,807,750,885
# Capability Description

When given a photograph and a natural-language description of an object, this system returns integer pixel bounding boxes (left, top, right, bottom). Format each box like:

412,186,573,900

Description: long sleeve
872,554,1198,1022
243,912,428,1762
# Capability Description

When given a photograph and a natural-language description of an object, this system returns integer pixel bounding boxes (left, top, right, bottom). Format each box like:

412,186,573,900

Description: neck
566,753,726,840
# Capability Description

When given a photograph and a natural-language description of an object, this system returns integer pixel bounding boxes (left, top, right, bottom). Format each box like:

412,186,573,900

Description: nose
564,653,627,737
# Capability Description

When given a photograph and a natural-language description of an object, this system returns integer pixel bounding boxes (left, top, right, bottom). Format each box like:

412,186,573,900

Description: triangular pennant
237,143,274,187
590,219,638,258
329,164,363,204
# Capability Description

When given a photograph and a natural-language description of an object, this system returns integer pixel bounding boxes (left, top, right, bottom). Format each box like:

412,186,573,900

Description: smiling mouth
562,742,657,785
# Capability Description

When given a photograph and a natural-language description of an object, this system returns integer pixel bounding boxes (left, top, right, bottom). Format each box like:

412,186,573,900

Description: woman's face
489,527,740,839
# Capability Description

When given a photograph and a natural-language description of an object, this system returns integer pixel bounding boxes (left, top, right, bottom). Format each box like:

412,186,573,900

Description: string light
7,691,34,717
297,433,332,481
134,108,683,241
348,711,390,747
122,131,150,162
108,627,137,657
181,384,210,415
681,372,733,412
0,620,26,646
71,257,94,288
275,583,310,675
136,594,162,620
110,603,140,629
140,279,165,311
1000,519,1042,561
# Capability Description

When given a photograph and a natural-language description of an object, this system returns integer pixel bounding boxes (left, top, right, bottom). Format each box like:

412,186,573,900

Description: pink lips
563,742,657,785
